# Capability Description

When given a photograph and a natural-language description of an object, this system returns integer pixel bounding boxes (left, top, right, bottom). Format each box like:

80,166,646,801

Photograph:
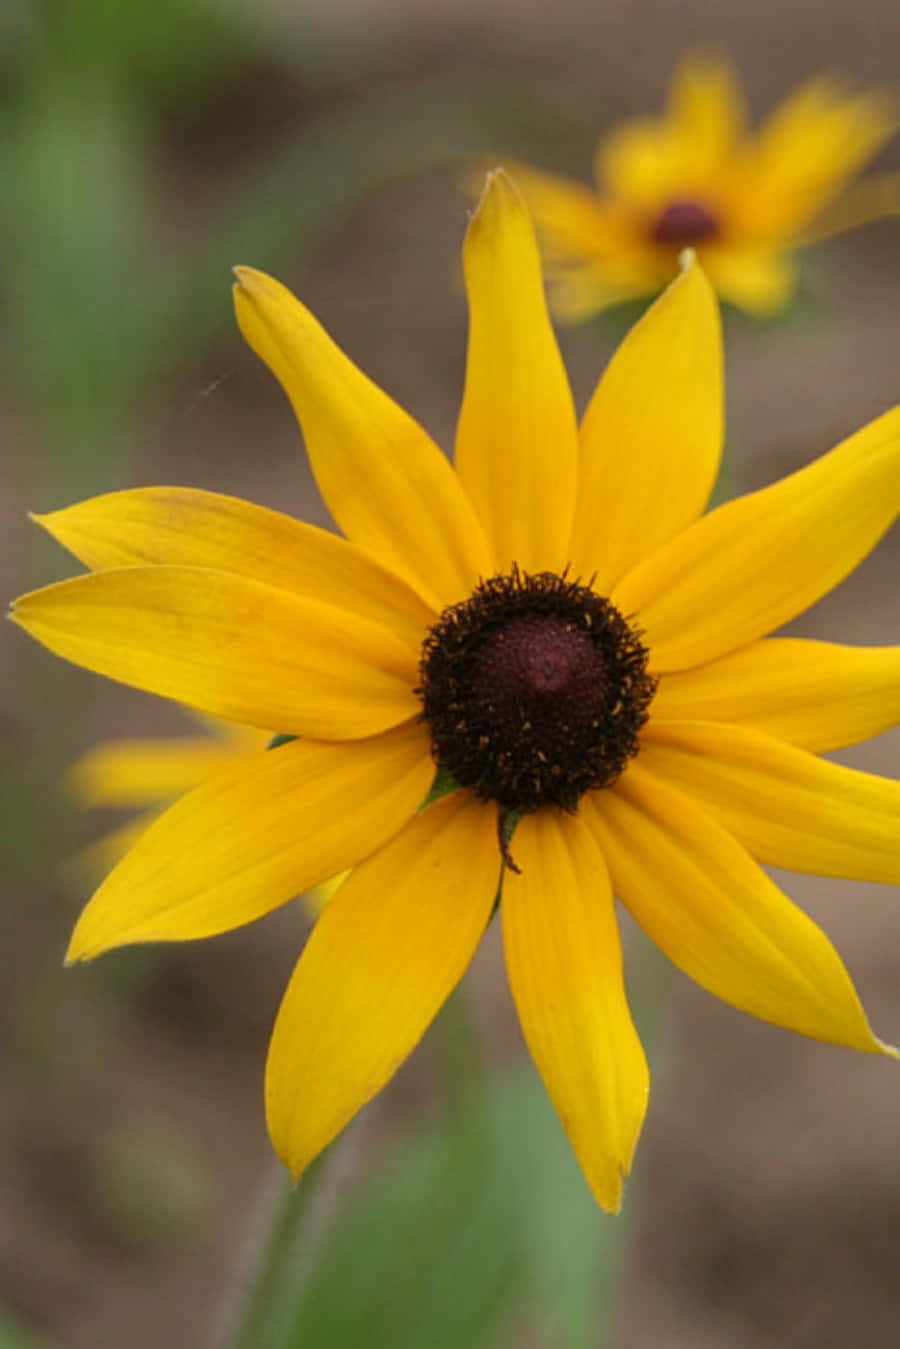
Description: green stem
220,1151,329,1349
431,983,488,1126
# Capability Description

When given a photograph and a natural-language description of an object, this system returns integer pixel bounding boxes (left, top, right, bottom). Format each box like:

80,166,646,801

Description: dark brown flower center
418,569,656,814
651,198,720,246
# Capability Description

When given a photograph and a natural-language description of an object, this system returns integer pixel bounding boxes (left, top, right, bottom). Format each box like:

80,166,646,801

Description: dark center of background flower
419,569,656,813
651,198,720,246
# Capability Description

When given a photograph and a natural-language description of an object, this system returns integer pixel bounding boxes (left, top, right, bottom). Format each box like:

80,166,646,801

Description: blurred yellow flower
11,172,900,1212
68,717,270,874
69,717,341,912
502,55,899,317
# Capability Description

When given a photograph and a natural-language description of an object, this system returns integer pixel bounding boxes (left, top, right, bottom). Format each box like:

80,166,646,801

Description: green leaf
284,1066,625,1349
284,1093,520,1349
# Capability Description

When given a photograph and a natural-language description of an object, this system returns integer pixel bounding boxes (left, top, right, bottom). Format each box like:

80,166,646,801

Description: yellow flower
10,172,900,1212
501,54,899,318
68,716,270,875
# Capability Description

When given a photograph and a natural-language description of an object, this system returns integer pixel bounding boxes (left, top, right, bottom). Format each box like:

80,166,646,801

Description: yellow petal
744,80,896,237
69,732,268,808
594,55,745,209
596,118,685,211
797,170,900,244
588,769,890,1052
266,791,499,1179
667,53,747,164
569,255,723,589
494,160,618,263
702,247,796,316
11,565,419,740
233,268,491,610
66,722,434,959
501,810,649,1213
640,720,900,885
33,488,433,642
651,638,900,751
547,263,657,322
614,406,900,671
455,170,579,573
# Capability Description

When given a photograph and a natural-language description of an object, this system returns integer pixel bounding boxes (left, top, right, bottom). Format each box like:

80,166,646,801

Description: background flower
501,54,899,317
68,714,270,875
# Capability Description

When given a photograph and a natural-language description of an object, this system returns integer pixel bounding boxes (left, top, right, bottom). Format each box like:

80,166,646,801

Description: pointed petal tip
63,933,88,966
232,266,276,303
589,1158,635,1215
469,165,526,223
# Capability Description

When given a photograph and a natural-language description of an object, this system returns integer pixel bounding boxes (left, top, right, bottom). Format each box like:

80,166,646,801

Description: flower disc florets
419,568,656,813
651,199,721,246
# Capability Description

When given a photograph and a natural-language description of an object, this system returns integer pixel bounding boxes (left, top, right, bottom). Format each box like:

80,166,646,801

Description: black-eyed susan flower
502,55,899,318
10,171,900,1212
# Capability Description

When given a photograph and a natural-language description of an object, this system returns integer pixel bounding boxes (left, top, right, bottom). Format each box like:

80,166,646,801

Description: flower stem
219,1151,329,1349
432,982,490,1126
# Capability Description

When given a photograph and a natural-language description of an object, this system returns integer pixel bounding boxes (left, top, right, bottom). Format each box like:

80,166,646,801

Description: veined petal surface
640,720,900,884
614,406,900,671
651,638,900,751
11,566,419,740
34,488,433,641
455,170,578,574
233,269,491,610
502,810,648,1214
588,770,889,1052
569,256,723,589
67,722,434,958
266,791,499,1179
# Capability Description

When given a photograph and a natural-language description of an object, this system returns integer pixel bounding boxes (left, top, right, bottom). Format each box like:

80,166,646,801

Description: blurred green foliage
286,1068,629,1349
1,0,549,497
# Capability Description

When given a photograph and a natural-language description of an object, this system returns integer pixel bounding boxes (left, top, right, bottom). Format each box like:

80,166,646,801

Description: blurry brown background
2,1,899,1346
